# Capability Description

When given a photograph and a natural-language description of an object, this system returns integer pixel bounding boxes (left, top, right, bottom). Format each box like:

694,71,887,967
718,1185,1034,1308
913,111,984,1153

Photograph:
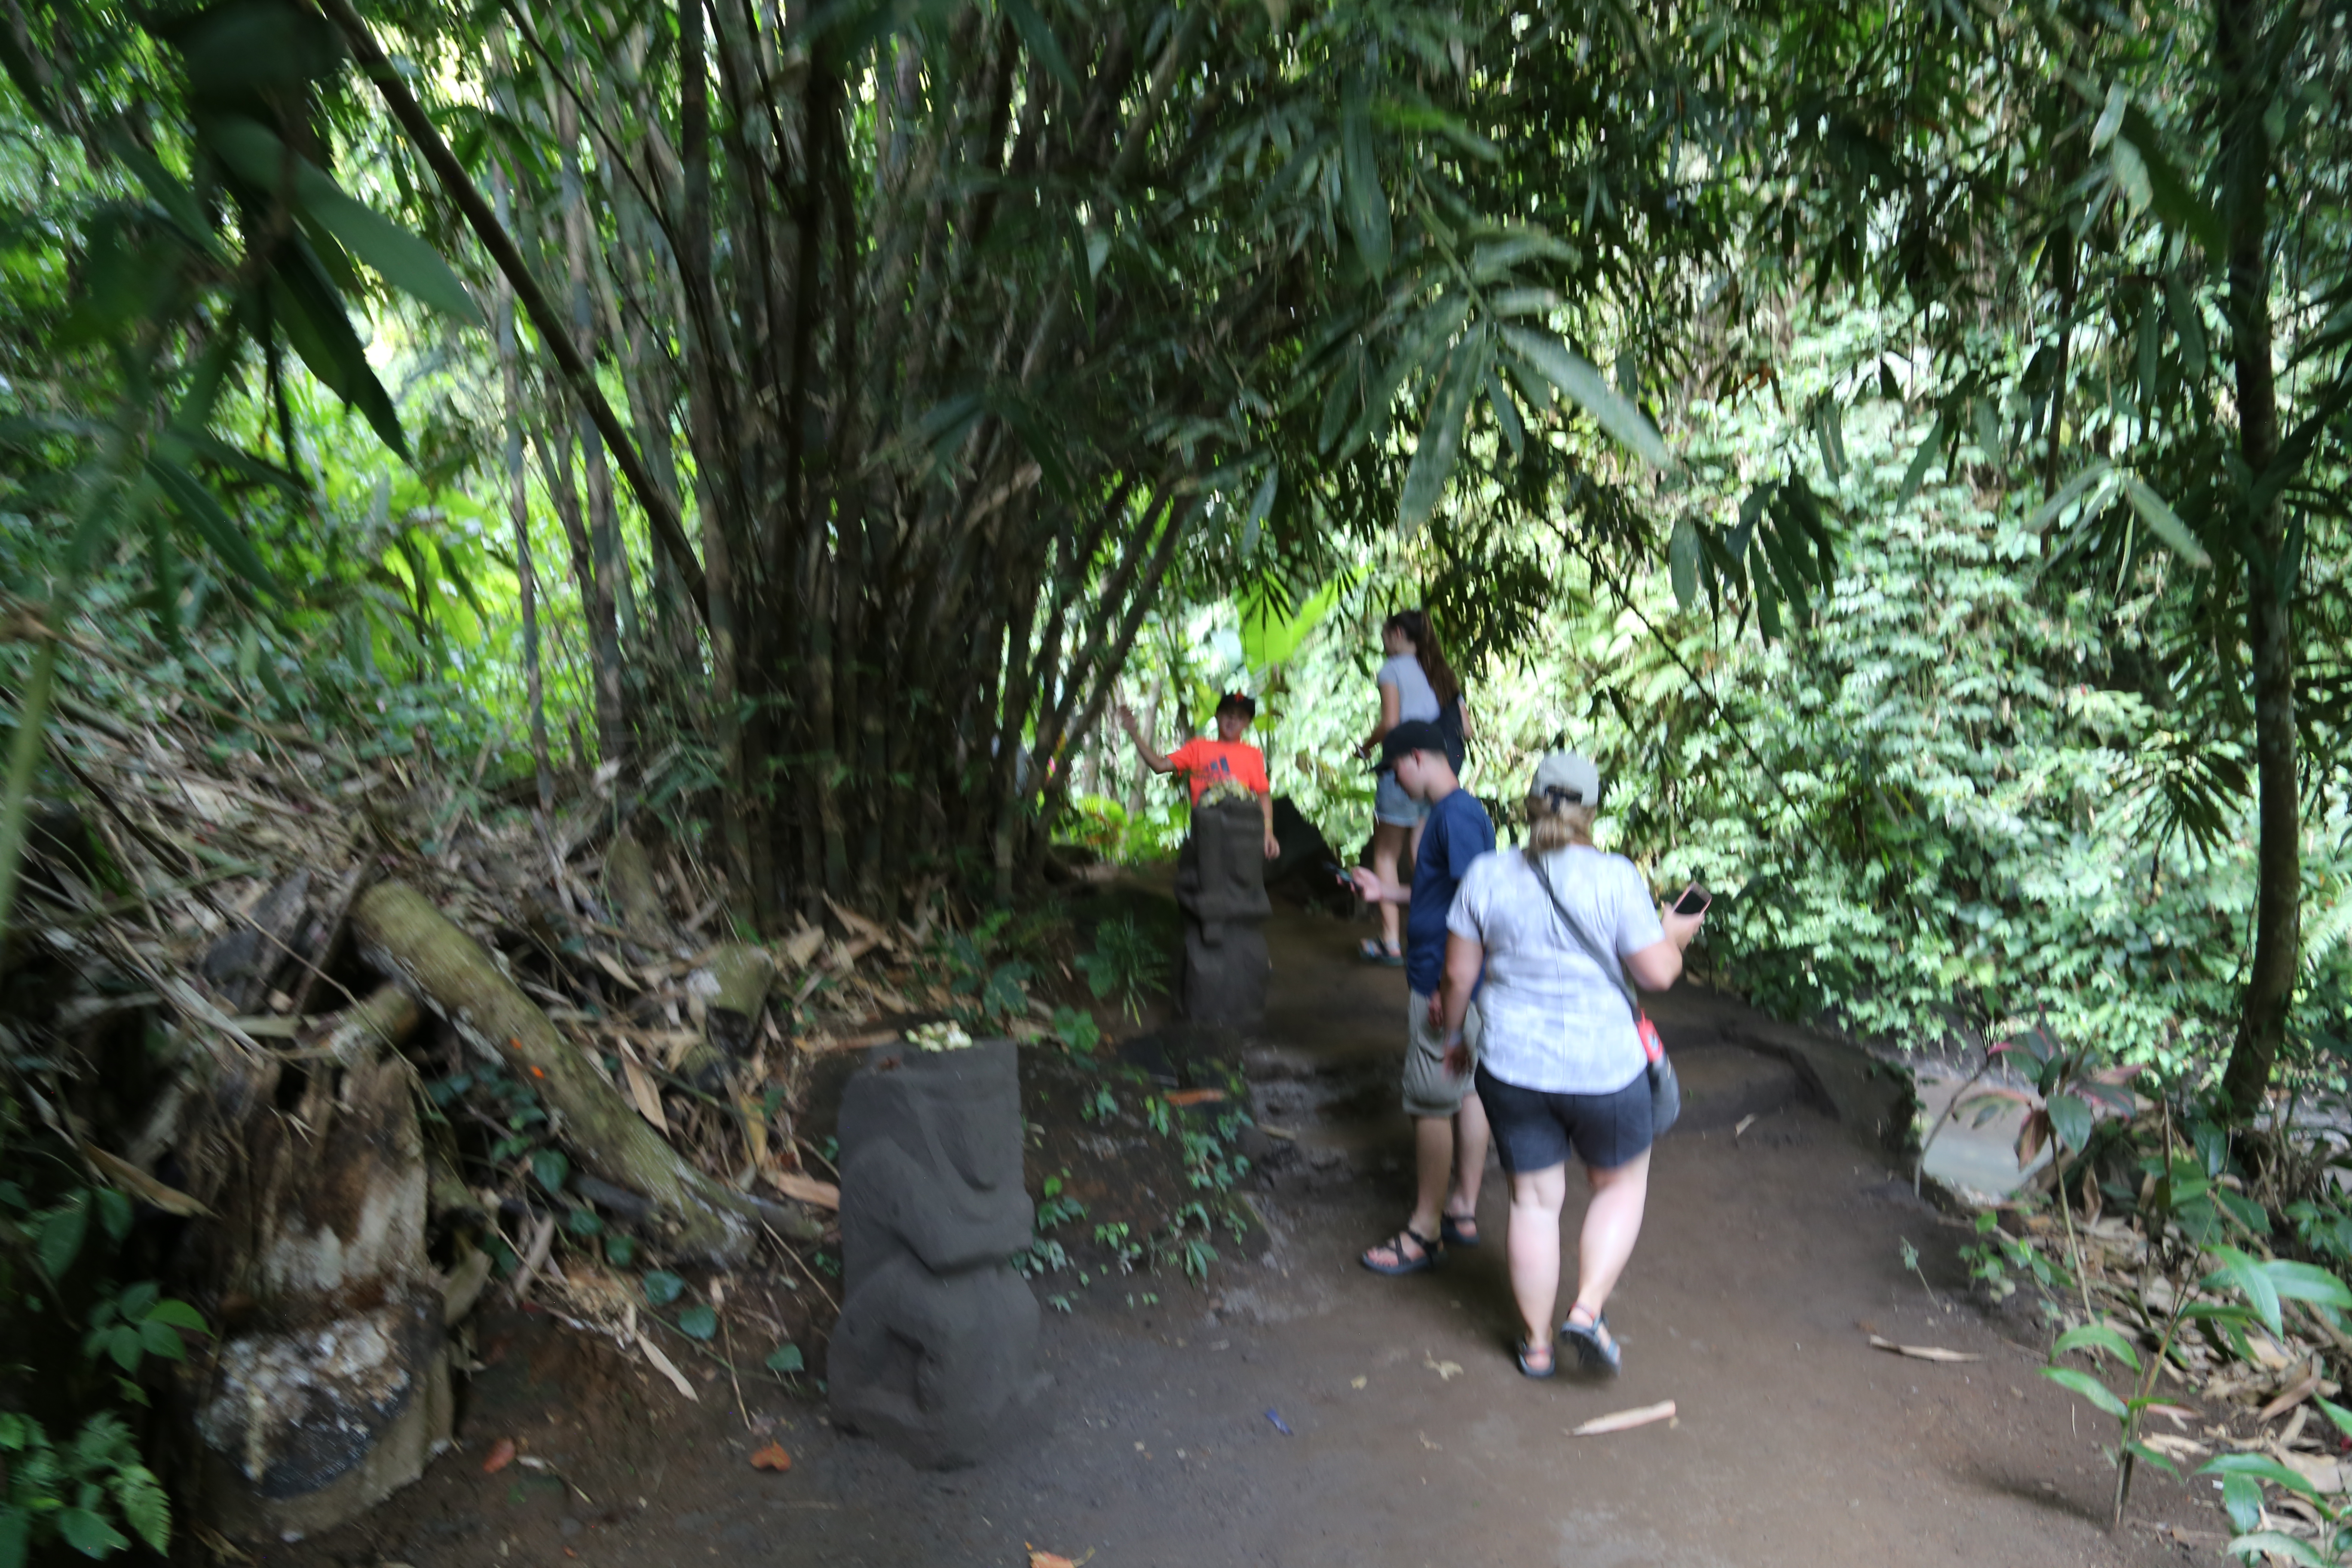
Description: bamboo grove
1,0,2349,1111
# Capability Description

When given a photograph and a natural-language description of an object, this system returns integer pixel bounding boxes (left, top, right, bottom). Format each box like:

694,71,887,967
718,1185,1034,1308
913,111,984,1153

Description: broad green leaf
1496,325,1670,468
2220,1470,2262,1532
138,1318,187,1361
528,1148,570,1193
38,1197,87,1280
2205,1246,2282,1335
2038,1366,2127,1418
766,1343,805,1374
2090,84,2127,151
1668,517,1701,611
1240,466,1277,555
2109,137,2153,216
2119,104,2222,254
2049,1322,2141,1372
270,260,410,460
2025,460,2112,533
1399,328,1488,535
676,1303,718,1340
1316,349,1363,455
208,116,481,325
106,1324,143,1371
2118,475,2211,568
2222,1532,2327,1567
1754,581,1783,641
2207,1453,2326,1500
2316,1395,2352,1440
642,1269,686,1306
1340,95,1391,280
2263,1260,2352,1310
1001,0,1081,99
0,1503,26,1568
2166,277,2208,380
2120,1438,2178,1478
56,1508,126,1558
1484,368,1523,459
93,1186,132,1243
146,455,278,595
2045,1091,2092,1152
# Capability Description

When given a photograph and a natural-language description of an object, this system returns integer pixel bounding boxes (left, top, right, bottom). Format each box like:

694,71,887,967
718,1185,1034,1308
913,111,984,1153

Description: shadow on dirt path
277,899,2224,1568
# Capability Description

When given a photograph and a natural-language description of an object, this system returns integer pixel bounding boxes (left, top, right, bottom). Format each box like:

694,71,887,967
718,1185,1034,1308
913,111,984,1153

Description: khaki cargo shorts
1401,989,1484,1118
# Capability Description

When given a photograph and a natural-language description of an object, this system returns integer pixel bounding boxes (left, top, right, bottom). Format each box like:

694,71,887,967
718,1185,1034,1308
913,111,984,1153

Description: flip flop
1561,1310,1620,1377
1357,939,1405,967
1514,1338,1556,1379
1440,1212,1480,1248
1360,1227,1442,1276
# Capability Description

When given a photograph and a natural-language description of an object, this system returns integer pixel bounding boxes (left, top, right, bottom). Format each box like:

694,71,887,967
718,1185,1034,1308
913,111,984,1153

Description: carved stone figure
1173,797,1271,1028
829,1038,1046,1468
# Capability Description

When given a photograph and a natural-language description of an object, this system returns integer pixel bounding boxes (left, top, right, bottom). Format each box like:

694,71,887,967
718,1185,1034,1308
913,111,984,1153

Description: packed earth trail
281,895,2222,1568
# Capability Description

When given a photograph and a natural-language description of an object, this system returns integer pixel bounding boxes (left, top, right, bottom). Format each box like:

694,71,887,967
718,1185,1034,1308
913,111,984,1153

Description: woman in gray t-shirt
1350,608,1471,962
1433,752,1702,1379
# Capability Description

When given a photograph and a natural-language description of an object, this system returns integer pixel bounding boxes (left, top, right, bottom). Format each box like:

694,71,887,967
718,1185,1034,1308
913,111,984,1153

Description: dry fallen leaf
1027,1551,1081,1568
622,1059,668,1133
1424,1356,1464,1381
1570,1400,1678,1436
1164,1087,1227,1106
749,1443,792,1472
481,1437,517,1474
1867,1334,1983,1364
768,1170,842,1210
1350,1375,1368,1390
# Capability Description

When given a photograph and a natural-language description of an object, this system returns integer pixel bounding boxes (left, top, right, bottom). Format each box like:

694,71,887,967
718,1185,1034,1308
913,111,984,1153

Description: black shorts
1475,1064,1652,1173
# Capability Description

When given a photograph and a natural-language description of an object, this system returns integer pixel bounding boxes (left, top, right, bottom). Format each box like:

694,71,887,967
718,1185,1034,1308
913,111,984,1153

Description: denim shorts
1475,1064,1652,1173
1374,768,1427,827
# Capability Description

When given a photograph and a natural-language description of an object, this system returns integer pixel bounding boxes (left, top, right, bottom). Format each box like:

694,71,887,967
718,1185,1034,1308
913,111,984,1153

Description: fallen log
350,879,817,1262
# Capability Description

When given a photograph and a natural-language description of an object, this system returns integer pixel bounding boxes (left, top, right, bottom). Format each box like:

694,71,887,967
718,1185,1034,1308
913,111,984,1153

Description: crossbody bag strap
1523,849,1640,1023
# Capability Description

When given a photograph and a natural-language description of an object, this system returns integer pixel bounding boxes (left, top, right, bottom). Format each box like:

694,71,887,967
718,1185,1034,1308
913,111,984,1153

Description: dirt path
282,902,2222,1568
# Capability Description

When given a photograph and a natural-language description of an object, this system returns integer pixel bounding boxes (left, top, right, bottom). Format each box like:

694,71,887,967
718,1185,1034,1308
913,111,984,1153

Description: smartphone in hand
1672,883,1711,917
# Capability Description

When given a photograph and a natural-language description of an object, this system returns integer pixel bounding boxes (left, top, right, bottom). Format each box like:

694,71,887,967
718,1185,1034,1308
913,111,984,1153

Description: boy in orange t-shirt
1117,692,1280,860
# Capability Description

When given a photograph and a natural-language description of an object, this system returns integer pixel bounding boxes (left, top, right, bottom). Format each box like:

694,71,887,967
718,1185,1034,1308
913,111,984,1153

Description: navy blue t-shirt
1405,787,1495,995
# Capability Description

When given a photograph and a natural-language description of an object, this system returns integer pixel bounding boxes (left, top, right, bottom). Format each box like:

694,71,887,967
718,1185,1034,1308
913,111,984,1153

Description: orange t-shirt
1165,739,1269,805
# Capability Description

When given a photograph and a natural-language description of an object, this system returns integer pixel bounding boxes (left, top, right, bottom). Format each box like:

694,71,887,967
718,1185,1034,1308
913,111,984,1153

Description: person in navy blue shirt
1345,720,1496,1274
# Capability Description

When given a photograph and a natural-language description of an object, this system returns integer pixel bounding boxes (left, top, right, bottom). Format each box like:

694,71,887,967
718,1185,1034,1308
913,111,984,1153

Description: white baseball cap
1530,751,1601,805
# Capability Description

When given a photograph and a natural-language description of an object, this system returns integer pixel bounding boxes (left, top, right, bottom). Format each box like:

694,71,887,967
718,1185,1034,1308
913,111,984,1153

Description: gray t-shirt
1377,654,1441,723
1446,845,1664,1095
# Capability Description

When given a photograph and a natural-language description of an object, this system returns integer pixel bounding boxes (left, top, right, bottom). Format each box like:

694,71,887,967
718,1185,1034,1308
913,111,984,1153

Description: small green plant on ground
1014,1174,1086,1278
1958,1212,2073,1310
1075,915,1168,1022
1050,1006,1101,1054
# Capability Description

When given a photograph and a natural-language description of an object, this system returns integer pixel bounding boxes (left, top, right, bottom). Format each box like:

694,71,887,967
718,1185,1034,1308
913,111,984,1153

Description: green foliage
0,1411,170,1567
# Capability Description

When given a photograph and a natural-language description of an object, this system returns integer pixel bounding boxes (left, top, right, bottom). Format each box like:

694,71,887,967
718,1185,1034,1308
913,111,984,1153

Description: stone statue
1173,797,1271,1028
829,1038,1046,1468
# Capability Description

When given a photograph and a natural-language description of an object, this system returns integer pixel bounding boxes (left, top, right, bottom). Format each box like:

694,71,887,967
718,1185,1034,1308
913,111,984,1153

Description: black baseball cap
1372,719,1450,772
1216,691,1257,718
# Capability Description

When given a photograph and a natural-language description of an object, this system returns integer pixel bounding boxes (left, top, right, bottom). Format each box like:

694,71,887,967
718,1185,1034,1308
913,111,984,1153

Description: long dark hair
1383,607,1461,708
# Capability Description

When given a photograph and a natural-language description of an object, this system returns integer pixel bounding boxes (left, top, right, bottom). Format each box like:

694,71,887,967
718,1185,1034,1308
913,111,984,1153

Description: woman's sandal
1439,1211,1480,1248
1561,1309,1621,1377
1514,1338,1556,1379
1360,1227,1442,1276
1357,938,1405,967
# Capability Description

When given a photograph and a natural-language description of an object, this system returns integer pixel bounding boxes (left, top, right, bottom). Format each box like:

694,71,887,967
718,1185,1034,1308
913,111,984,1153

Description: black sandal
1515,1337,1556,1379
1561,1309,1620,1376
1360,1227,1442,1276
1440,1211,1480,1248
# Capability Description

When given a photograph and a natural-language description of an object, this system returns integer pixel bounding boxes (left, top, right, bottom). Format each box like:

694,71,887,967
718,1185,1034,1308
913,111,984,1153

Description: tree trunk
491,163,553,813
558,91,631,772
2215,0,2300,1119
